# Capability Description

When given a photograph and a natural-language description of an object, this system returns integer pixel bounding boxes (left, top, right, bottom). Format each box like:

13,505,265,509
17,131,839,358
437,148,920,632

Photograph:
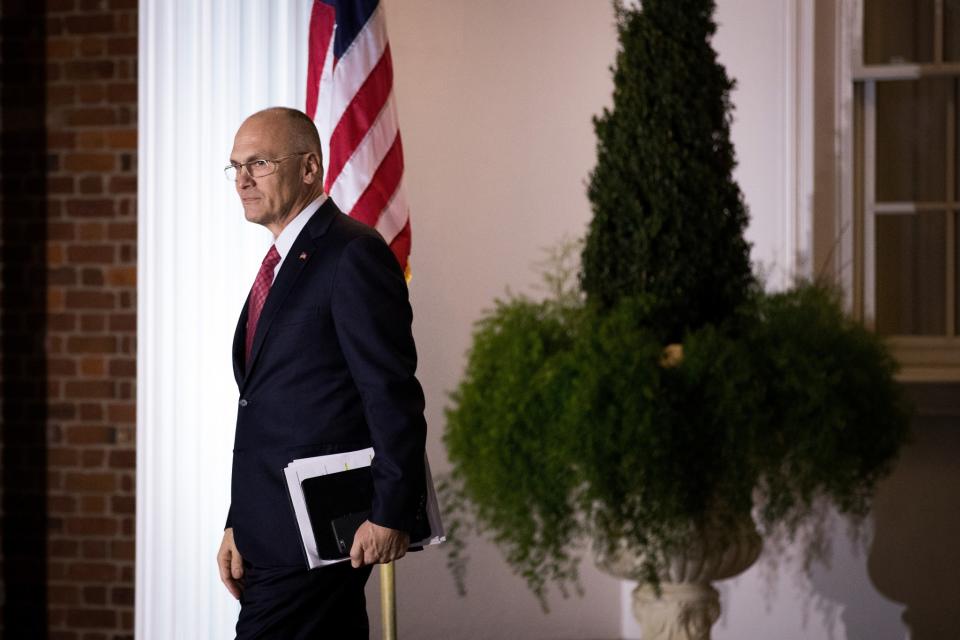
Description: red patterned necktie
245,244,282,366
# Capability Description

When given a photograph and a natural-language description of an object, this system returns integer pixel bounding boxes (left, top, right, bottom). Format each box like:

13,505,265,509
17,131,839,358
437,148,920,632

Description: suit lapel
237,199,341,391
232,293,249,388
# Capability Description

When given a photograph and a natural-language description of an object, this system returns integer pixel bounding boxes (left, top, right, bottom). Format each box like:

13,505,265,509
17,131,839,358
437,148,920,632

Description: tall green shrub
581,0,754,341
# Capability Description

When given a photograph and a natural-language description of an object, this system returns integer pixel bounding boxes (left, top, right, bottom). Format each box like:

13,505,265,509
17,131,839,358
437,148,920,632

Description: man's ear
302,151,324,185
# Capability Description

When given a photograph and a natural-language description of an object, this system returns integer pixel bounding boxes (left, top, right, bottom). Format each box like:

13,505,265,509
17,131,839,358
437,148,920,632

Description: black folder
300,466,431,561
301,466,375,560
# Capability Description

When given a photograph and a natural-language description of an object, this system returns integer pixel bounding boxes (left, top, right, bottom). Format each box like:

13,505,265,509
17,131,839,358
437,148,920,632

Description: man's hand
349,521,410,568
217,528,244,599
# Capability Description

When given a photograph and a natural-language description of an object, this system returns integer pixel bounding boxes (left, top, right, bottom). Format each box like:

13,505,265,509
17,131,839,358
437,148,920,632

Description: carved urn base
595,519,762,640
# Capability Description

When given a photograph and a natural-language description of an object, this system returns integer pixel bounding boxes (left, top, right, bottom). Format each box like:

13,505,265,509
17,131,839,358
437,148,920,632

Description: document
283,448,445,569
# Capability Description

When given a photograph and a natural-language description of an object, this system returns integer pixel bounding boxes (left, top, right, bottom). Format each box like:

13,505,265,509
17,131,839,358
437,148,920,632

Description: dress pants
235,560,374,639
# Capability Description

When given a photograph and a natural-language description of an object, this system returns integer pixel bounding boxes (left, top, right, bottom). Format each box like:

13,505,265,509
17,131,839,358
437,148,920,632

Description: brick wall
1,0,138,638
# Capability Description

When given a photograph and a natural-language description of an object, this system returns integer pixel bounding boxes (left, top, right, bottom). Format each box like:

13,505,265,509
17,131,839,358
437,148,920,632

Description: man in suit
216,107,427,638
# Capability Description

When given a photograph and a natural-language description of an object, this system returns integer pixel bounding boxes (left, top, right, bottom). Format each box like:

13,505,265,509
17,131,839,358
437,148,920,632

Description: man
216,107,427,638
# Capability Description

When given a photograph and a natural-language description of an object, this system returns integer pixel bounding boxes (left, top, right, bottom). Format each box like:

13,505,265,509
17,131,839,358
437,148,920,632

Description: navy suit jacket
225,199,427,568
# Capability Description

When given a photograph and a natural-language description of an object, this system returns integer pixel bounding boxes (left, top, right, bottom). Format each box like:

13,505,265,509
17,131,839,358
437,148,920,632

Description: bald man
216,108,426,638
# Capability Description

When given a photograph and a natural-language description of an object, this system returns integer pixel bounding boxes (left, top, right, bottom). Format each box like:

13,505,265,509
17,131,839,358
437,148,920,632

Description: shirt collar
273,194,328,260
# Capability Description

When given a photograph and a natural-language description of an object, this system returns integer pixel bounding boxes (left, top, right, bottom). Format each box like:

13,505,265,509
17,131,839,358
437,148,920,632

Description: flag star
299,252,308,261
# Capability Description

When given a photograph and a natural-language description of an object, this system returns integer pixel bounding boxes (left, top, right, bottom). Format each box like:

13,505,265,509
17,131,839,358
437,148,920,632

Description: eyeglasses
224,152,309,181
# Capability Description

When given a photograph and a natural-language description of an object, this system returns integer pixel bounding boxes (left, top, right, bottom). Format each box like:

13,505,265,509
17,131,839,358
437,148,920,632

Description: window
840,0,960,381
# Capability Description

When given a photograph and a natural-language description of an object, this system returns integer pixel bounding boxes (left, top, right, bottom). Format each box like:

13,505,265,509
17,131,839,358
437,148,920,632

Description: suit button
239,399,248,407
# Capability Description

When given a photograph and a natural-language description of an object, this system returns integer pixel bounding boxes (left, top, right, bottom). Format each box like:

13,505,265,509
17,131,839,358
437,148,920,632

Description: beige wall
369,2,623,638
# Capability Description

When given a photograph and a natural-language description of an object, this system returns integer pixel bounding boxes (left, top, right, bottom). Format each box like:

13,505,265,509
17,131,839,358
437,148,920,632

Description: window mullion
935,0,945,64
864,79,877,330
946,79,957,336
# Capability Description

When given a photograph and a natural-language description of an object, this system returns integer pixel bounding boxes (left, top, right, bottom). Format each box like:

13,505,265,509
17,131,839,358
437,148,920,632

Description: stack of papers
283,448,445,569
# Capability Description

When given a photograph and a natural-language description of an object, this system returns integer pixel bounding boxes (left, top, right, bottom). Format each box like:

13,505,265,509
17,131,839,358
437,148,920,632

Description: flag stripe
305,1,336,120
350,131,404,227
329,91,399,213
324,42,393,192
387,219,412,270
374,176,409,244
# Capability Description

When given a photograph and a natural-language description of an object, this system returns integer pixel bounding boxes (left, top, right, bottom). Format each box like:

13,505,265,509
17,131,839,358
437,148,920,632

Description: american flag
306,0,412,275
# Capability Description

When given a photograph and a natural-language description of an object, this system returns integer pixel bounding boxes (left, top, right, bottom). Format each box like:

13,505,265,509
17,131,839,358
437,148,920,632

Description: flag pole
380,561,397,640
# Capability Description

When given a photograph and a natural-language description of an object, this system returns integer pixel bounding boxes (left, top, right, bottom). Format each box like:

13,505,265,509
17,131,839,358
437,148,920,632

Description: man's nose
236,168,255,188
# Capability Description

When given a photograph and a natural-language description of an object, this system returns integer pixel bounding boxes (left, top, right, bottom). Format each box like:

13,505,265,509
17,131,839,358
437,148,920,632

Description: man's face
230,116,304,230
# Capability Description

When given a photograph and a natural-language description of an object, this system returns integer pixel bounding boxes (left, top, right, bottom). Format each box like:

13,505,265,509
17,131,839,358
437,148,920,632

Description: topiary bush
443,0,911,607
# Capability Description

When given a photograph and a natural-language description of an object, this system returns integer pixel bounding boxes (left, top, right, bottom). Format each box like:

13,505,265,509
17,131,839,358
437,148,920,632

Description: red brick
106,83,136,103
79,403,104,420
66,335,116,354
107,37,136,56
65,607,116,628
49,585,80,605
65,472,116,493
80,312,106,331
108,449,135,469
63,61,115,82
49,131,78,150
67,244,114,263
111,496,134,514
63,153,115,172
81,450,106,468
107,222,136,240
49,495,77,514
48,244,65,267
110,540,135,561
104,129,137,150
109,358,136,377
107,403,135,423
66,290,115,310
64,380,114,400
79,356,107,375
67,199,115,217
109,0,137,9
65,107,116,128
63,518,118,538
49,447,80,466
47,38,76,59
78,37,106,56
82,584,107,604
108,176,136,193
49,311,78,331
107,313,135,332
64,15,115,35
77,84,106,104
80,495,106,514
48,85,77,106
77,222,105,240
50,176,75,194
106,267,135,286
111,586,134,606
49,266,78,286
49,222,77,240
76,131,106,149
78,176,104,195
81,268,105,287
65,425,117,445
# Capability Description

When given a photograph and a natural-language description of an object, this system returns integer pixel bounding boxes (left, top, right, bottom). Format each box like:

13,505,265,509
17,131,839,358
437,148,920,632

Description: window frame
838,0,960,382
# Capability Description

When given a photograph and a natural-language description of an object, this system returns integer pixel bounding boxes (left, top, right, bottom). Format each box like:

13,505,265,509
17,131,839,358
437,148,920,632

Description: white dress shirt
270,194,328,282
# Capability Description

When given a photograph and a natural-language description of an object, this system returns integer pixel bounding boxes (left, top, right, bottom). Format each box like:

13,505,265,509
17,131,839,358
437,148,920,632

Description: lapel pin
299,252,308,261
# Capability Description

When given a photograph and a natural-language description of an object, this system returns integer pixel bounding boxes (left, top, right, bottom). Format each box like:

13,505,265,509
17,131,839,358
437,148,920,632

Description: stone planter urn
595,518,762,640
